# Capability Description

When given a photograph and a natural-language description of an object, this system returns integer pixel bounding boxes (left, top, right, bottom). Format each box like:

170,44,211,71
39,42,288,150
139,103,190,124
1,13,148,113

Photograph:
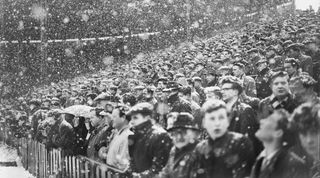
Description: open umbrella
63,105,94,118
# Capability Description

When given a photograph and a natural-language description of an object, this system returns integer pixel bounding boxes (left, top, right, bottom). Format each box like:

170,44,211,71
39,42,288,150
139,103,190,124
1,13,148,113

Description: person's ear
274,130,283,139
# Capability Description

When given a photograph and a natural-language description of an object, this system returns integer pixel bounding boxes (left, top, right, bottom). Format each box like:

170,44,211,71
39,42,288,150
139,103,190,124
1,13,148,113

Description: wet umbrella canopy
63,105,94,117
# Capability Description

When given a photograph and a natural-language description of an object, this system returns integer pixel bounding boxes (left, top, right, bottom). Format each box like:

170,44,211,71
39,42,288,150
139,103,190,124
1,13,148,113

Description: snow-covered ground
0,143,34,178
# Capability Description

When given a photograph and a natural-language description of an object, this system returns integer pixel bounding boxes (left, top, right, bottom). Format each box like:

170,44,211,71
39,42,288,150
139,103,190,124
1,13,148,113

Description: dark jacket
86,123,112,162
297,54,313,77
290,143,320,178
128,120,172,177
190,132,254,178
258,94,297,119
255,68,273,99
229,99,262,156
51,118,76,155
250,148,309,178
241,74,257,97
31,107,50,139
158,142,198,178
195,86,206,105
168,93,192,114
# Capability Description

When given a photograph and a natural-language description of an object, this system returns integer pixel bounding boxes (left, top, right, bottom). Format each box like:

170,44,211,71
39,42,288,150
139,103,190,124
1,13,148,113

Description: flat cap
127,102,154,116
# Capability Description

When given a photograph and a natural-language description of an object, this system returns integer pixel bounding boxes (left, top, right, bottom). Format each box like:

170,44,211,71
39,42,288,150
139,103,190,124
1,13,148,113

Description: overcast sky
295,0,320,11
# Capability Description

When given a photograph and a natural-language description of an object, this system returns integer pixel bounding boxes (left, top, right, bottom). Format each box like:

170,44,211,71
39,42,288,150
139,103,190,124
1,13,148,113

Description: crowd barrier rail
18,138,128,178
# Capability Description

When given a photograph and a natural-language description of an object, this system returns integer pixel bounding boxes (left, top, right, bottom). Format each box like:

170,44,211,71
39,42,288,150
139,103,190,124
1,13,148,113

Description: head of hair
291,102,320,134
123,93,137,107
204,86,222,99
289,73,317,89
219,75,243,94
272,109,295,147
284,58,299,68
201,99,227,114
269,71,289,84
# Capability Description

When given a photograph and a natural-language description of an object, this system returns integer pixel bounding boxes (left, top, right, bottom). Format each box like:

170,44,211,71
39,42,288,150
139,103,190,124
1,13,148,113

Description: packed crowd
1,8,320,178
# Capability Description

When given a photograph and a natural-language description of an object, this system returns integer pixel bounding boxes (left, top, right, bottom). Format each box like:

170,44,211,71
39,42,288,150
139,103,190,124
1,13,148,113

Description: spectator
289,73,319,105
220,75,261,156
127,102,172,177
101,105,133,170
259,71,297,119
251,109,309,178
158,112,200,178
191,100,254,178
291,103,320,177
86,108,112,162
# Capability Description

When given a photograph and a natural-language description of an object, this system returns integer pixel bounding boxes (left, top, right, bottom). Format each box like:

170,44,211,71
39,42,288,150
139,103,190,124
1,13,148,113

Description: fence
18,138,128,178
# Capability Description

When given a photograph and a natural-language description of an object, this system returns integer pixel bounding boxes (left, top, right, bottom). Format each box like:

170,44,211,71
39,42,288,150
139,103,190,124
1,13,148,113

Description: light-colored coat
106,126,133,170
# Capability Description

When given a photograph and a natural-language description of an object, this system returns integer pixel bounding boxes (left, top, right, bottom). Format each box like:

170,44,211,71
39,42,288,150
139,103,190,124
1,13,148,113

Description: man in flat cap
127,102,172,177
284,58,301,79
134,85,145,104
286,43,313,77
166,82,192,114
158,112,200,178
232,62,257,97
206,69,219,87
304,38,320,95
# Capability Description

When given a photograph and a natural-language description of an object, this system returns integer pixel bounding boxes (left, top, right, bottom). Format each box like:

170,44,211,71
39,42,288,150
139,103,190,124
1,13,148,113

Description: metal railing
18,138,128,178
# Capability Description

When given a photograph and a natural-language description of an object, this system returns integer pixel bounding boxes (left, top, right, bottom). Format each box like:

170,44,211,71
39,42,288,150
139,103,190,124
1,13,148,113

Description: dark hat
134,85,145,90
286,43,304,51
207,69,216,76
94,93,111,101
86,93,98,100
233,62,245,68
51,97,60,103
284,58,299,67
167,112,199,131
218,66,231,71
29,99,41,106
167,81,180,91
157,77,168,83
266,46,277,52
43,98,51,103
110,85,118,90
282,40,293,48
127,102,153,116
192,77,202,82
246,48,259,54
175,73,185,79
212,58,224,63
256,59,268,66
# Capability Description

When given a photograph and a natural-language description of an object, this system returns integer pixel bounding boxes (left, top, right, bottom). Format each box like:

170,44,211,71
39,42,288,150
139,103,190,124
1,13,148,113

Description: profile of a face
255,112,282,143
203,108,229,140
130,113,148,127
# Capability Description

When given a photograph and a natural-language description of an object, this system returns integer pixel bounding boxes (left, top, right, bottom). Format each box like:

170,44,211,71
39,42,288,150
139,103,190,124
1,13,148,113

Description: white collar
258,148,281,161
